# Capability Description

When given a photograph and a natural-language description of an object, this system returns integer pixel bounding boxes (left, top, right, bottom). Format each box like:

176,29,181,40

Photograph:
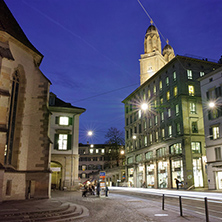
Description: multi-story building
199,66,222,190
79,143,125,186
122,22,221,189
49,93,85,190
0,0,51,201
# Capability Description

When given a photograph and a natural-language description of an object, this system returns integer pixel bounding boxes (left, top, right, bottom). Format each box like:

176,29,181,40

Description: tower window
166,77,169,86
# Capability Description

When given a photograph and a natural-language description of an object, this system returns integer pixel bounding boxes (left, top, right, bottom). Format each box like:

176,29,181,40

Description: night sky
5,0,222,144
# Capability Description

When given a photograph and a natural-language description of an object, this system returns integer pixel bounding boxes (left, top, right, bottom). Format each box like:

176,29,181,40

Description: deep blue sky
5,0,222,144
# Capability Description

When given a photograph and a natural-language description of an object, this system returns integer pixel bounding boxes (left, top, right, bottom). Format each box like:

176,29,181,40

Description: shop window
145,151,153,160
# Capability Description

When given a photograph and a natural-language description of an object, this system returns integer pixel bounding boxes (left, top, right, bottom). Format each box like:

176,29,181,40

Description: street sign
100,171,106,181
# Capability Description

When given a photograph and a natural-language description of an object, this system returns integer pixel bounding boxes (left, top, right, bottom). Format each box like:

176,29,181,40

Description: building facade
49,93,85,190
122,23,221,189
199,66,222,190
0,0,51,201
79,143,125,186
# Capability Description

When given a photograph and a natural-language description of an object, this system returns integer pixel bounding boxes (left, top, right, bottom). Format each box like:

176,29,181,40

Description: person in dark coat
175,178,180,190
105,186,109,197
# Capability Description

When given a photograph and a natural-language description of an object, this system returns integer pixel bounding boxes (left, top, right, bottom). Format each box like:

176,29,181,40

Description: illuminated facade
199,67,222,190
49,93,85,190
123,23,221,189
0,0,51,201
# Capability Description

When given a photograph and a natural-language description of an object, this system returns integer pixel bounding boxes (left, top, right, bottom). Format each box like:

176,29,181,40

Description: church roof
146,25,157,33
0,0,43,57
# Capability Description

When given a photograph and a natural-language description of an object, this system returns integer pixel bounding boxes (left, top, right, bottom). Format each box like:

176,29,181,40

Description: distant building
49,93,85,189
122,22,222,189
0,0,51,201
79,143,125,186
199,66,222,190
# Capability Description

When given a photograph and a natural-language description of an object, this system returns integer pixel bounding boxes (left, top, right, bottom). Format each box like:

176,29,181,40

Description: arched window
5,71,20,164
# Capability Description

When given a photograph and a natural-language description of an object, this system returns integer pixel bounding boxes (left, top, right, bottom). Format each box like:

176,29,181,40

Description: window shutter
54,134,59,149
67,134,72,150
69,117,73,125
55,116,59,124
209,128,213,140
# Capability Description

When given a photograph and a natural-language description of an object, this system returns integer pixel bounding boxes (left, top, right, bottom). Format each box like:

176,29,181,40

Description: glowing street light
87,131,93,136
209,101,215,108
132,135,137,140
141,103,148,111
120,150,125,155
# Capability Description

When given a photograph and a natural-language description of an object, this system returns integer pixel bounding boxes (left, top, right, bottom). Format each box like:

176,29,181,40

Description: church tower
139,20,175,85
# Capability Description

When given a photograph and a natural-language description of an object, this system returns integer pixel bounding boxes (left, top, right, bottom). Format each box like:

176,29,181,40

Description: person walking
175,178,180,190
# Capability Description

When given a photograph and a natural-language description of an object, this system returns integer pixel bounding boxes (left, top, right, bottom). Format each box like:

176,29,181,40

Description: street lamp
141,103,149,111
88,130,93,136
209,101,215,109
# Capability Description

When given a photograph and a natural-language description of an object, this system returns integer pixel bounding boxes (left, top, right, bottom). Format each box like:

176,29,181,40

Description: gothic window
5,71,20,164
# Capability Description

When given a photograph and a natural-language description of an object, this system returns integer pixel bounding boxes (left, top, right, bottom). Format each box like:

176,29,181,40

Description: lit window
174,86,177,97
188,85,194,96
154,100,157,108
176,123,181,134
154,115,158,125
155,131,159,142
200,71,205,77
138,110,142,119
166,91,170,100
145,151,153,160
190,102,196,114
149,118,152,127
96,149,99,153
187,70,192,79
166,77,169,86
58,134,68,150
153,85,156,94
59,116,69,125
82,173,86,178
162,128,165,138
149,133,153,144
175,104,179,116
170,143,182,154
101,149,105,153
191,142,201,153
168,108,171,117
159,81,162,91
168,125,172,137
144,136,147,146
160,97,163,104
161,112,164,122
213,126,219,139
90,149,94,153
148,90,151,98
173,71,176,81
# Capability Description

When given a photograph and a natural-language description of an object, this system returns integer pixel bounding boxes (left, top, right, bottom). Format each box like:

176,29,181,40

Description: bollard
205,197,209,222
162,194,164,210
179,196,183,216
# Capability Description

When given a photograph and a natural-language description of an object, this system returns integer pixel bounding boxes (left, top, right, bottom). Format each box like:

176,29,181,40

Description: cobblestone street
52,190,204,222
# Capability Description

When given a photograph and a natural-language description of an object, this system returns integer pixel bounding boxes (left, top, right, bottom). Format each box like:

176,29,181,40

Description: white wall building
200,66,222,190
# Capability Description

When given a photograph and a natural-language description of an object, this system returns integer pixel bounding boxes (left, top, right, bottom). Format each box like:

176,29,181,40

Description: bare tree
104,127,125,168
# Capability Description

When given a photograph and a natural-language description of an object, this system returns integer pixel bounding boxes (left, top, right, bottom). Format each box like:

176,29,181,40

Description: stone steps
0,202,89,222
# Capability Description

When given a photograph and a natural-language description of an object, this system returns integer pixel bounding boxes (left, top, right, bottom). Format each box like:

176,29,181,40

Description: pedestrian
105,186,109,197
175,178,180,190
97,182,100,196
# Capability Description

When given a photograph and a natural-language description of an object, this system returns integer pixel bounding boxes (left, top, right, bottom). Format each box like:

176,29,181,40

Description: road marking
154,214,168,216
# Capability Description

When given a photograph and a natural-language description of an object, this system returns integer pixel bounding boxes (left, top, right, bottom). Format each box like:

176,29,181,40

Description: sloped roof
0,0,43,57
